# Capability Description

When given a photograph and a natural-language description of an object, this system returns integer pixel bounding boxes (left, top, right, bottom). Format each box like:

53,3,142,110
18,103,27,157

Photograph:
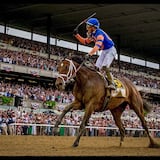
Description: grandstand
0,32,160,137
0,3,160,136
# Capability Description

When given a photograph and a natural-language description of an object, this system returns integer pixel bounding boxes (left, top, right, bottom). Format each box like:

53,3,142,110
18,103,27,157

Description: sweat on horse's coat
54,56,160,148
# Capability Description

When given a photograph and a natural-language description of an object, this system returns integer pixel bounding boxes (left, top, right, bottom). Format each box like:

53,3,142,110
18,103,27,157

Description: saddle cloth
111,78,126,98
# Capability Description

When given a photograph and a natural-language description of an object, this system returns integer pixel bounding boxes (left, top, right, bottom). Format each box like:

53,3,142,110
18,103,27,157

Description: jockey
73,17,117,90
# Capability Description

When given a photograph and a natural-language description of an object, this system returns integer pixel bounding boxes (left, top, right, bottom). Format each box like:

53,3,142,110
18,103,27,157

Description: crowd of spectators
0,80,74,103
1,46,159,89
0,101,160,137
0,35,159,89
0,48,58,72
0,33,160,138
0,32,159,76
112,70,159,89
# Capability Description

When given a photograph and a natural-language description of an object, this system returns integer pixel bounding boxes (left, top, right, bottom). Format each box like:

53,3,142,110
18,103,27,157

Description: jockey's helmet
86,18,100,28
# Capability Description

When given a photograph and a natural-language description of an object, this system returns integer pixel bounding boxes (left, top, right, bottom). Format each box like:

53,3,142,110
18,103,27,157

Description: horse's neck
75,68,91,84
76,69,88,82
76,67,100,85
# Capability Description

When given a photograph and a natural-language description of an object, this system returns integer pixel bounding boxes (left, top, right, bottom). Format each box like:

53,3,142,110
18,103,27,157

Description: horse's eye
61,63,64,67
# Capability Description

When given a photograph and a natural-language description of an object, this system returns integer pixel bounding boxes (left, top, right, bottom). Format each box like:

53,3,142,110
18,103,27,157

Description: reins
57,57,104,87
57,58,85,85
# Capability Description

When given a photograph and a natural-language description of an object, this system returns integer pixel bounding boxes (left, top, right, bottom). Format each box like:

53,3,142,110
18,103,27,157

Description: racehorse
54,55,160,148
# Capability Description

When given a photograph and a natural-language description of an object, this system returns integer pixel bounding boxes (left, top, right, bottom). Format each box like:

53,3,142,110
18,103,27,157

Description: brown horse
54,56,160,148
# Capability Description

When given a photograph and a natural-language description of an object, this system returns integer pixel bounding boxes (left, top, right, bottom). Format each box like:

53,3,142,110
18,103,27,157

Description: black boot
105,68,116,90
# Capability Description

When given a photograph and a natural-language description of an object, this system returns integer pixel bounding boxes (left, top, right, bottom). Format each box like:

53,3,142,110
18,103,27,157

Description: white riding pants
95,46,117,69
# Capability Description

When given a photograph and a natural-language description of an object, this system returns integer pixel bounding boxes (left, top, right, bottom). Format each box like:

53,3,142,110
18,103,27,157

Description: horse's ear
71,55,83,64
59,56,67,62
59,57,63,62
63,56,66,59
63,55,68,60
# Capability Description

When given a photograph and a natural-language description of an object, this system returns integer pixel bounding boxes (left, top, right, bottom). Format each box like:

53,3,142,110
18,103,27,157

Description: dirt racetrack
0,136,160,156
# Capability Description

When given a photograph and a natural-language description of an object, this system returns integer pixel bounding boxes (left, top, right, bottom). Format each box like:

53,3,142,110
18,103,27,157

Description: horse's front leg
72,106,92,147
72,120,86,147
54,103,73,135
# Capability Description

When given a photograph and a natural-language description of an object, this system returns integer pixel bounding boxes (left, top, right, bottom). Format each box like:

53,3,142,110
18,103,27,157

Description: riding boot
105,68,116,90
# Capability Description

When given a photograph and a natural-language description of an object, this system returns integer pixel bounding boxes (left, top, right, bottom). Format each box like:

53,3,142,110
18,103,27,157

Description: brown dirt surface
0,136,160,156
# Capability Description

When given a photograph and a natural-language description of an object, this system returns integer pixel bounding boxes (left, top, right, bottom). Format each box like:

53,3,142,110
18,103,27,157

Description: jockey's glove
73,28,78,35
85,54,91,60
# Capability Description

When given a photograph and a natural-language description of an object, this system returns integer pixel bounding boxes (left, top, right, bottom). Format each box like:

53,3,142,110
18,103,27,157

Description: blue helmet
86,18,100,28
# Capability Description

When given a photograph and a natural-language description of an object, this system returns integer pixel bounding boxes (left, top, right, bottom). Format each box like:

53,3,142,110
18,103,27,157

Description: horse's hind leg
110,106,125,147
132,102,160,148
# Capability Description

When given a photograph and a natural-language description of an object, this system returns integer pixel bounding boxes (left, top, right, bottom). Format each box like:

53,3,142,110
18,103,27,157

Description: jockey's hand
85,54,91,60
73,28,78,36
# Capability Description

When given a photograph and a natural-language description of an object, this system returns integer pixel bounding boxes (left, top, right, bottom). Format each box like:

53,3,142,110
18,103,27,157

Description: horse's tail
143,99,153,116
139,90,152,115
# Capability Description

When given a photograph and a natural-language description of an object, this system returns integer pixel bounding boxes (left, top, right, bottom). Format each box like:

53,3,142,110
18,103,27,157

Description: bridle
56,58,85,86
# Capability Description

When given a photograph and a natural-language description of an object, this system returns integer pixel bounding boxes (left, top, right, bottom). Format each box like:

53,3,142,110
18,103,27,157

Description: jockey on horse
73,17,117,90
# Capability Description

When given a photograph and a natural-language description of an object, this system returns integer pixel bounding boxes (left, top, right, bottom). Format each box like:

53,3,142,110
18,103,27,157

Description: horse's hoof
53,128,59,135
119,141,123,147
149,143,160,148
72,143,79,148
54,132,58,136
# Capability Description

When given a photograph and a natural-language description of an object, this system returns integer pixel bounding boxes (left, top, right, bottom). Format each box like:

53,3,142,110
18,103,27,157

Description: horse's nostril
56,83,62,86
55,82,63,89
56,85,65,91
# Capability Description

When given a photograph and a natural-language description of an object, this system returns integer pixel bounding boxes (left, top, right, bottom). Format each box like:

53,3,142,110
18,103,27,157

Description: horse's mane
70,55,97,72
70,55,83,64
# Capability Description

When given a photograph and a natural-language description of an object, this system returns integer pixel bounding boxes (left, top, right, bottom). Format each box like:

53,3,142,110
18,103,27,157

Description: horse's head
55,58,77,90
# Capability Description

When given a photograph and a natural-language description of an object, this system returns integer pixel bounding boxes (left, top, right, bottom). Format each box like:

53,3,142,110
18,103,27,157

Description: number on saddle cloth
112,78,126,98
114,78,122,88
